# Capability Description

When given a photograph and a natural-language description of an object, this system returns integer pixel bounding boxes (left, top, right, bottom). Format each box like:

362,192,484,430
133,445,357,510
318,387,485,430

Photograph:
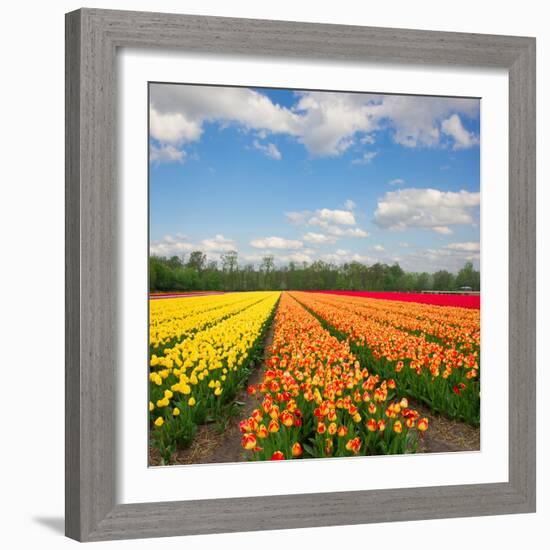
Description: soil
148,320,275,466
414,401,480,453
149,315,480,466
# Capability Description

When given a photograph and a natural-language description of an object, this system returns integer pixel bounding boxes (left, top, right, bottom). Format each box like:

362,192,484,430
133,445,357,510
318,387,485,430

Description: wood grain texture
65,10,81,541
65,8,536,542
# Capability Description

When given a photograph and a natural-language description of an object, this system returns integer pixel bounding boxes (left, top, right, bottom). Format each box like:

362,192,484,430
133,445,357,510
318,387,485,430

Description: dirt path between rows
150,320,275,466
150,295,479,465
415,401,480,453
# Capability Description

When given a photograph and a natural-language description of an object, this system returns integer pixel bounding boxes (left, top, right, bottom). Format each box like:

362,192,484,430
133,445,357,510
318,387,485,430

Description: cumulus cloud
252,140,282,160
373,95,479,149
441,114,479,149
341,228,369,238
250,236,303,250
150,84,479,158
389,178,405,185
149,107,203,144
285,210,311,225
352,151,378,165
303,232,338,244
200,234,237,253
286,207,369,243
278,252,314,263
310,208,356,226
150,234,194,256
373,188,480,232
360,135,376,145
320,249,374,265
373,244,385,252
149,144,187,164
343,199,356,210
444,241,480,252
150,85,300,142
399,245,480,273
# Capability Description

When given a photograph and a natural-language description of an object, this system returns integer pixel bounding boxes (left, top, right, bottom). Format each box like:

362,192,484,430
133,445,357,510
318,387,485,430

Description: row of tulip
149,291,270,350
291,292,480,424
149,291,281,463
315,290,480,309
312,293,479,350
240,292,427,461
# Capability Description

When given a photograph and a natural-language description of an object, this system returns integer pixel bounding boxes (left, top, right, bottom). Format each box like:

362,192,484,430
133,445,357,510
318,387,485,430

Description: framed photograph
65,8,536,542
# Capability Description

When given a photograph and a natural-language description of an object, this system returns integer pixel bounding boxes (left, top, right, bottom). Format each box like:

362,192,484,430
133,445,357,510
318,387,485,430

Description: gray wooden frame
65,8,536,542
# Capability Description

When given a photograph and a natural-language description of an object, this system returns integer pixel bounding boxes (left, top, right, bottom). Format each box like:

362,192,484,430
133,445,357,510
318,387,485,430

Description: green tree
187,250,207,273
221,250,239,291
432,270,456,291
455,261,480,290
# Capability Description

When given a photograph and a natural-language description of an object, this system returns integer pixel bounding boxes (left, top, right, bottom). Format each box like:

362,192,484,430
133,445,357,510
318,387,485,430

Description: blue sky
149,84,480,273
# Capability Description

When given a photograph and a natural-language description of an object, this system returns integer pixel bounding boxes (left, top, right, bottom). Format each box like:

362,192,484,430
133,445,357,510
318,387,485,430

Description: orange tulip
268,419,280,433
345,437,362,455
242,433,257,450
291,442,303,457
367,418,377,432
256,424,268,439
337,425,348,437
418,417,429,431
239,419,251,433
280,410,294,427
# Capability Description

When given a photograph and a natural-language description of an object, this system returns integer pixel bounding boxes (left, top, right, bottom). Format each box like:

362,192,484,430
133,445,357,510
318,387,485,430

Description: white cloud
150,84,300,142
303,232,338,244
444,241,480,252
310,208,356,226
252,140,282,160
342,228,369,238
373,188,480,231
150,85,479,158
278,252,314,264
441,114,479,150
352,151,378,165
201,234,237,253
344,199,356,210
285,210,311,225
373,95,479,149
399,246,480,273
149,144,187,164
320,250,374,265
150,234,194,257
433,226,453,235
286,207,368,243
373,244,385,252
389,178,405,185
250,236,303,250
360,135,376,145
149,106,203,144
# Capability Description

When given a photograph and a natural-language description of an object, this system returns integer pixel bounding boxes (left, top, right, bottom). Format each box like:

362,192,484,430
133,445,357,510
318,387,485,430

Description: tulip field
149,290,480,464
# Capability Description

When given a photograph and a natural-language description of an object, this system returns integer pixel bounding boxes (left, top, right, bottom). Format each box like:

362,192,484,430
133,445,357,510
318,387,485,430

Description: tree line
149,250,480,293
